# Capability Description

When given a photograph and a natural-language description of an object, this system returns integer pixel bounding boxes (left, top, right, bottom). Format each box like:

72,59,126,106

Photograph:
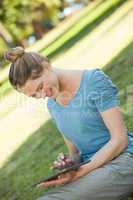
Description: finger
57,177,69,184
55,177,70,184
49,175,71,185
57,156,65,163
59,160,66,166
37,177,69,188
53,160,59,166
58,152,65,159
65,158,72,162
53,160,66,169
53,161,62,168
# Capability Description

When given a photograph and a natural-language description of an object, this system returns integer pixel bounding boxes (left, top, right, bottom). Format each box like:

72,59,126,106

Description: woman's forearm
63,135,81,163
69,151,81,163
79,139,128,176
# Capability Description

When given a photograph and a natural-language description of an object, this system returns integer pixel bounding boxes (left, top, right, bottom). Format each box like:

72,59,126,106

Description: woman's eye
38,84,43,91
32,94,36,98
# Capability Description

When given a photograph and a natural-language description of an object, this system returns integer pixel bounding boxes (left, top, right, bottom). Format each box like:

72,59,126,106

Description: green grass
0,80,12,97
42,0,126,58
0,121,67,200
0,42,132,200
103,42,133,132
0,1,132,199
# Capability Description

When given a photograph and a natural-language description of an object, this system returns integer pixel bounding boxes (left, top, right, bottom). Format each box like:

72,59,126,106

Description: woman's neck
53,68,73,92
52,68,84,105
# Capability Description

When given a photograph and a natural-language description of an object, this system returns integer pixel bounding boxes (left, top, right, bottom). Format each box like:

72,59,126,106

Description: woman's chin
49,87,58,99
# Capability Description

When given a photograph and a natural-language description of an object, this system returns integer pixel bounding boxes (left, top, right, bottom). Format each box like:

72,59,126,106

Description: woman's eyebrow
36,82,42,92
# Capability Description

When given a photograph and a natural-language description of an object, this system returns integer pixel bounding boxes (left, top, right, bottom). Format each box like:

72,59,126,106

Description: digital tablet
32,159,91,187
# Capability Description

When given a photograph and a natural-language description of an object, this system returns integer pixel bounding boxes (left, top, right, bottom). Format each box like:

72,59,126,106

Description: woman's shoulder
85,68,108,81
85,68,117,90
84,67,103,82
84,68,103,89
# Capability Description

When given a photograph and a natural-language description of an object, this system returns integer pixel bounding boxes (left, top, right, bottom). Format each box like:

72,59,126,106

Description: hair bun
4,46,25,63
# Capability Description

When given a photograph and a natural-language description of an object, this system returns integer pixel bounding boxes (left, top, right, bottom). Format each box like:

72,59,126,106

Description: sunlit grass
0,1,133,199
0,41,132,200
52,0,132,67
42,0,126,57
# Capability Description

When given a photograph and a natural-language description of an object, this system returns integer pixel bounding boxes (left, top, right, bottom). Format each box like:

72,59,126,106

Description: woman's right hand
51,152,75,170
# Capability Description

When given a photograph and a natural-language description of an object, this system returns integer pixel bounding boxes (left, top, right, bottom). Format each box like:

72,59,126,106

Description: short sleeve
90,69,120,112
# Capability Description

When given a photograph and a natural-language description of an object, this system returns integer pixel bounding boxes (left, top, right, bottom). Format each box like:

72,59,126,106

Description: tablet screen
32,159,91,187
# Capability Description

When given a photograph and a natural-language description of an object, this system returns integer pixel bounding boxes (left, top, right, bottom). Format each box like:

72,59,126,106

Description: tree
0,0,62,45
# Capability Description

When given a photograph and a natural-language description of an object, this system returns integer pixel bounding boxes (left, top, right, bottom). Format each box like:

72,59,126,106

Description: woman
4,47,133,200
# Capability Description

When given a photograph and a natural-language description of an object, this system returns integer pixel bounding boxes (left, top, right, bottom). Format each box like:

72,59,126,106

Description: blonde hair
4,46,50,89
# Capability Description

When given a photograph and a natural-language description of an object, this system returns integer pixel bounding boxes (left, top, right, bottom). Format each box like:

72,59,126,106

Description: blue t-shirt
47,68,133,161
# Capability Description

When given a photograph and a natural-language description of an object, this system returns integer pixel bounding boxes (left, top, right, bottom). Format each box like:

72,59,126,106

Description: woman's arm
76,106,128,177
62,135,81,162
39,107,128,187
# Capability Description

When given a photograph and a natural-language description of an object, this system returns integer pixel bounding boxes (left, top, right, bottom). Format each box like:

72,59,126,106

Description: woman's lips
46,88,53,97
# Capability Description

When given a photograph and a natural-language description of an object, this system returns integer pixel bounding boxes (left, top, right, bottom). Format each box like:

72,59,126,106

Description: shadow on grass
0,42,133,200
103,42,133,86
0,120,67,200
47,0,127,59
103,41,133,133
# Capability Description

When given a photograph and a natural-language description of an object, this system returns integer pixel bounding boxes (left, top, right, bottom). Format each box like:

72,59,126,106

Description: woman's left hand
37,167,85,188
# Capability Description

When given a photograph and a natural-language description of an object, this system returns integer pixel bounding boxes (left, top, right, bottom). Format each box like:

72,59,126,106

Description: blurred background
0,0,133,200
0,0,93,53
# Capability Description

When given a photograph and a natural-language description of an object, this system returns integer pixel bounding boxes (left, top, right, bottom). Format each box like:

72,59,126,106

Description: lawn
0,42,132,200
0,0,132,199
